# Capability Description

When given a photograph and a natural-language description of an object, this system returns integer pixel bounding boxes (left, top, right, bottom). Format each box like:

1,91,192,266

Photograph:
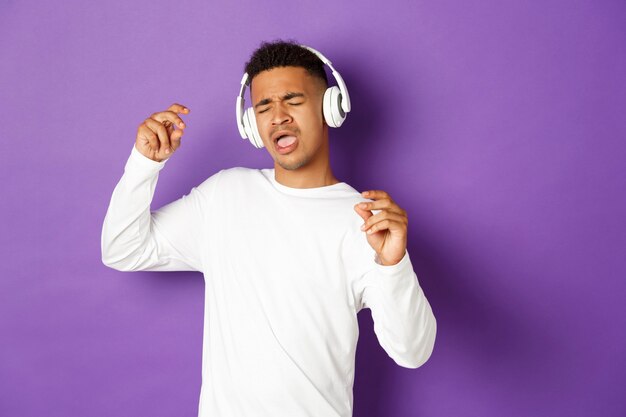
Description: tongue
277,136,296,148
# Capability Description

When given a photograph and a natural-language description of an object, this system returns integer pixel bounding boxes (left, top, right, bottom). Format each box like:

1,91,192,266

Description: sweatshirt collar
261,168,356,198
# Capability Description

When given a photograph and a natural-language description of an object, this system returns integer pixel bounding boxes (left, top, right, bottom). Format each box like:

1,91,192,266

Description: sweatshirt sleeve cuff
375,249,412,275
126,144,168,173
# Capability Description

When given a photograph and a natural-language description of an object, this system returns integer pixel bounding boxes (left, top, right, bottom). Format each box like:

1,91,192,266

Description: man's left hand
354,190,408,266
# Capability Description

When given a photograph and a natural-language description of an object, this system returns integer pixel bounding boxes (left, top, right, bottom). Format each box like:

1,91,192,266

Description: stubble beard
276,152,311,171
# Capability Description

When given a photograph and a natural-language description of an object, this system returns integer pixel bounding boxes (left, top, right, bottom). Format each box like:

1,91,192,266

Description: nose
271,103,292,126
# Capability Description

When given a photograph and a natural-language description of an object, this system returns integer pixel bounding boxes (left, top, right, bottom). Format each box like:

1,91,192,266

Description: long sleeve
345,227,437,369
101,145,217,272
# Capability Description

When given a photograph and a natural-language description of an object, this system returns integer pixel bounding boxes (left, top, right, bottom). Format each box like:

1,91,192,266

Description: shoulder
216,166,268,184
198,166,259,182
196,166,266,191
219,166,261,177
336,183,376,218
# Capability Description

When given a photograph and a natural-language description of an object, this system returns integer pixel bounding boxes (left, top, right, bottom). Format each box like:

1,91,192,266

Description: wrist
375,252,403,266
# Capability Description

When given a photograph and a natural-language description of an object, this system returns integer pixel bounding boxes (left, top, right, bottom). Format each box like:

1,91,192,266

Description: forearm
365,251,437,368
101,146,167,271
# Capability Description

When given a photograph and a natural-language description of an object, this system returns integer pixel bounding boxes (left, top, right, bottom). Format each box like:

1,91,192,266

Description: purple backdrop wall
1,0,624,416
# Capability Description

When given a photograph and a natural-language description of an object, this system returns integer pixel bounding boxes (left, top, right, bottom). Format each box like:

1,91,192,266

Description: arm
351,190,437,368
351,245,437,369
100,145,217,272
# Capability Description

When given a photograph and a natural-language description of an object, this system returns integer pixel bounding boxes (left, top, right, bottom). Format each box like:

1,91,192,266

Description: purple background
1,1,624,416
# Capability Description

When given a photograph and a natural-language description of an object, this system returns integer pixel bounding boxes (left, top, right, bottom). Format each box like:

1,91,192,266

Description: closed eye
258,102,302,113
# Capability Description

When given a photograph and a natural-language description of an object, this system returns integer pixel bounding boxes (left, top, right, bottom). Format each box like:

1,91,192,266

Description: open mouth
272,132,298,154
271,130,298,153
276,134,297,148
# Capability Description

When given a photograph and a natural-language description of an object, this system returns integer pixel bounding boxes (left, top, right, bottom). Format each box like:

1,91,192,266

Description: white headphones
236,44,351,148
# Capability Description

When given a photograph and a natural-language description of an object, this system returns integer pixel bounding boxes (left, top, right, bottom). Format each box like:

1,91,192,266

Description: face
250,66,328,171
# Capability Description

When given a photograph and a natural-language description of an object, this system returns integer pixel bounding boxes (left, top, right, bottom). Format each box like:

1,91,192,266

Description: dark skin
134,103,188,162
250,66,337,189
133,77,408,265
354,191,408,266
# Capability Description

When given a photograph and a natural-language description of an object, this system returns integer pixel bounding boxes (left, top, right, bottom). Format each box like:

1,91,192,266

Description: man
101,40,436,417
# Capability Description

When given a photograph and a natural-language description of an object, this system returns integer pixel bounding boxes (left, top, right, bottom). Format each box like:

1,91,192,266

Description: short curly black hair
244,39,328,87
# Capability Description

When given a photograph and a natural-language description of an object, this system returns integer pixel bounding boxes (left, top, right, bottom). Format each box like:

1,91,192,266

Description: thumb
353,204,372,221
171,128,184,141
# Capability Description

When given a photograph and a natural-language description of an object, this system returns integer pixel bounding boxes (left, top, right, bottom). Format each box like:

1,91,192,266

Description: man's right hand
135,103,190,162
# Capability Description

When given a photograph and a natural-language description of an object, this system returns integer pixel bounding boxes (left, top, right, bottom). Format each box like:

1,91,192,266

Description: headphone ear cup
243,107,264,148
323,86,346,128
241,107,254,143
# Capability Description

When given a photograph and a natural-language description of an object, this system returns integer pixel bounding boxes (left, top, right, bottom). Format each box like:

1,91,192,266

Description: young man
101,40,436,417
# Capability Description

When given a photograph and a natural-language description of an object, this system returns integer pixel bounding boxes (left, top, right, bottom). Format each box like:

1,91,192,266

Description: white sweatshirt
101,145,437,417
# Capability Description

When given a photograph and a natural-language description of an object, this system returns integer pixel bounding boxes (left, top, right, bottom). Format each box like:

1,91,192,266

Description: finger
150,110,187,130
353,202,374,221
364,216,408,235
361,190,392,201
145,118,171,152
137,123,160,150
167,103,190,115
361,211,407,232
170,128,184,152
356,199,405,216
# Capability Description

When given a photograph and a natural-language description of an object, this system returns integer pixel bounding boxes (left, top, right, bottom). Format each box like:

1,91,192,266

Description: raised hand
135,103,190,162
354,190,408,266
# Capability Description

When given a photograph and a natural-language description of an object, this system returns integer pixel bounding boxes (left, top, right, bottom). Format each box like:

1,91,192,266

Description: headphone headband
298,45,351,114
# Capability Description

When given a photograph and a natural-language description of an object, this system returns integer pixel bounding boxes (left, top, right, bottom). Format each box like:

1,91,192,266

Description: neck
274,165,340,188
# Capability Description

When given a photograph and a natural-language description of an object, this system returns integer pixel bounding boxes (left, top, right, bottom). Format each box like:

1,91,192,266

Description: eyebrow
254,92,305,109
